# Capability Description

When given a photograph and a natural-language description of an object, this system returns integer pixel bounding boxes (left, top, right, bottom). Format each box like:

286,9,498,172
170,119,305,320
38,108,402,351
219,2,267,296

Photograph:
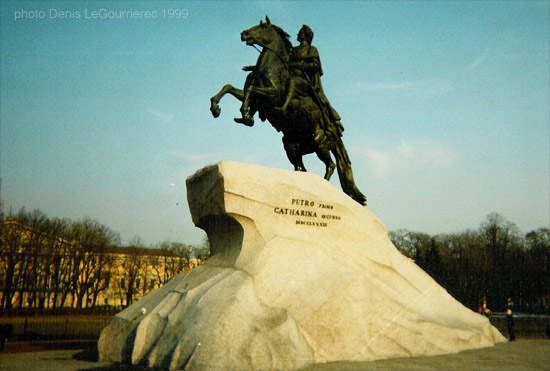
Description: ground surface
304,339,550,370
0,339,548,370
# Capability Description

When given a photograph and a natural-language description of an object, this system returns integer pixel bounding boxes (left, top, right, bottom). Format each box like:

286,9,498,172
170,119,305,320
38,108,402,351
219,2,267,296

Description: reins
248,32,289,67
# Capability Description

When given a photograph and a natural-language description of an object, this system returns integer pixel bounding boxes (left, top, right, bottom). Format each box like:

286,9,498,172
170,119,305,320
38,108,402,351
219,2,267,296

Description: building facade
0,218,205,311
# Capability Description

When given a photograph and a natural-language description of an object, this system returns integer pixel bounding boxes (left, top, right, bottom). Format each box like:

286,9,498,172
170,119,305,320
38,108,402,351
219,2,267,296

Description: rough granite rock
98,161,506,370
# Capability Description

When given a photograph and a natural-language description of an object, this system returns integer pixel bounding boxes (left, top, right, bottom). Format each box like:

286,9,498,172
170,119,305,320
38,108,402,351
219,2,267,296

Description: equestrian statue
210,17,367,205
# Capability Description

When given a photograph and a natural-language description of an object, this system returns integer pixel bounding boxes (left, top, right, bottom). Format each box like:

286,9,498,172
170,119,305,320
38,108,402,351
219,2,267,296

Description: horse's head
241,16,291,53
241,16,276,47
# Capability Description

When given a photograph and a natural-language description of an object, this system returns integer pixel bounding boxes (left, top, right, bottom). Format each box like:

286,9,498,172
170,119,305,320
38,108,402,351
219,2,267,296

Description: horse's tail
332,138,367,206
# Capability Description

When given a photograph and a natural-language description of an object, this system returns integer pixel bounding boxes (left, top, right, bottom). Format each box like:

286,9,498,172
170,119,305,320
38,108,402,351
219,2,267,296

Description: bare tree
149,242,191,288
68,218,120,308
389,229,431,263
480,212,520,309
119,238,148,306
44,218,72,308
0,217,26,311
14,209,49,309
525,228,550,312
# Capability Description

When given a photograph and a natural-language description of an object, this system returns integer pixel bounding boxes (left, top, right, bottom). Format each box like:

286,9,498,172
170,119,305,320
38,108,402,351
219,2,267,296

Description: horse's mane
271,24,293,54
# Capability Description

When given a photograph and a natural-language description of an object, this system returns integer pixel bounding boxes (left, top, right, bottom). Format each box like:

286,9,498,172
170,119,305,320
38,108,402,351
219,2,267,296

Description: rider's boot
275,82,296,114
313,125,325,145
274,98,291,114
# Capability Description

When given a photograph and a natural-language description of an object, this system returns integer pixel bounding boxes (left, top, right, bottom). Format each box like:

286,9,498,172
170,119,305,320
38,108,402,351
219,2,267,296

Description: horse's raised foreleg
236,76,282,126
210,84,244,118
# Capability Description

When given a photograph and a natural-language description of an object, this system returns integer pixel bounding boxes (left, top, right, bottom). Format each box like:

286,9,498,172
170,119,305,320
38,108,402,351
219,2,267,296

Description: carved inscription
273,198,342,227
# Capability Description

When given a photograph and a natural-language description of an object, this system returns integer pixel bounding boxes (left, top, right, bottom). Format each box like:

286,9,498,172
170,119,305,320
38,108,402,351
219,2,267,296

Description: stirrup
314,130,325,144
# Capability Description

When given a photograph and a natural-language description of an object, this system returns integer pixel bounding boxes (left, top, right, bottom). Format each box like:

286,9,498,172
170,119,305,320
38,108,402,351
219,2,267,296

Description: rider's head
299,25,314,45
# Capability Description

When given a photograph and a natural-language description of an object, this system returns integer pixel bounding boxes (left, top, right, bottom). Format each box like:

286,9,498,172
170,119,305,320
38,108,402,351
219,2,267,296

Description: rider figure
277,25,344,142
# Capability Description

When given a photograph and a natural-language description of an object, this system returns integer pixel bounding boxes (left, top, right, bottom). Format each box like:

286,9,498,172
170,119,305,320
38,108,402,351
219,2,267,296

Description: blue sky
1,1,548,246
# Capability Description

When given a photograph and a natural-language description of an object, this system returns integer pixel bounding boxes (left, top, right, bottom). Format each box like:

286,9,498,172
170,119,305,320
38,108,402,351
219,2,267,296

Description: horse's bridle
247,32,289,67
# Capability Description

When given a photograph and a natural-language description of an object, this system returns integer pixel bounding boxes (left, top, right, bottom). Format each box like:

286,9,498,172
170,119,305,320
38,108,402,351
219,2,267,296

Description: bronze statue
276,25,343,143
210,17,366,205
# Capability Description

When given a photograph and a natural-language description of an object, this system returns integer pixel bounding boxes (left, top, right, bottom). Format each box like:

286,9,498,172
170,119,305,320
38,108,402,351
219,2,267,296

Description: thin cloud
168,151,258,167
466,50,489,71
168,151,216,162
147,108,174,123
354,79,453,96
168,152,219,183
241,154,259,165
355,81,416,92
361,141,456,178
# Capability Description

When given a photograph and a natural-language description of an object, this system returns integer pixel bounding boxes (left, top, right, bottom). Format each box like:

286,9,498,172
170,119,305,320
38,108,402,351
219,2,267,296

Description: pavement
0,339,548,370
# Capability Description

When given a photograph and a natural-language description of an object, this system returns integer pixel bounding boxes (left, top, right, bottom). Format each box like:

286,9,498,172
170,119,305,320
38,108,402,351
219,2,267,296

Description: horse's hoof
234,117,254,127
209,98,221,118
210,106,221,118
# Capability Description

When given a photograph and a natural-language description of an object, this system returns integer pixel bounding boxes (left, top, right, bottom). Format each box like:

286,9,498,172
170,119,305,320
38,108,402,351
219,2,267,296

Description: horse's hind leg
316,146,335,180
283,136,307,172
210,84,244,118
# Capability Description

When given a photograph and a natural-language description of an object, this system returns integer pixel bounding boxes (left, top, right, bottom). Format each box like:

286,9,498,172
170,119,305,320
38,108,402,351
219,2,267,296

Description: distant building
96,245,205,308
0,218,206,310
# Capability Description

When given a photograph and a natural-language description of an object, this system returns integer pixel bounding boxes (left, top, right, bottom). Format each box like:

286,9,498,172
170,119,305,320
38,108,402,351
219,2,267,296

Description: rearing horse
210,17,366,205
